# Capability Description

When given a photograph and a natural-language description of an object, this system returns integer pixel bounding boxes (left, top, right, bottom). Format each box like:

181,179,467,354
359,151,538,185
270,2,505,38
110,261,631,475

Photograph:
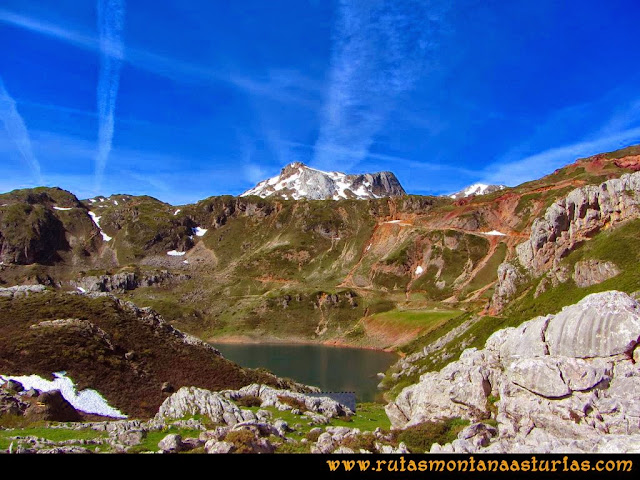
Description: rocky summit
241,162,406,200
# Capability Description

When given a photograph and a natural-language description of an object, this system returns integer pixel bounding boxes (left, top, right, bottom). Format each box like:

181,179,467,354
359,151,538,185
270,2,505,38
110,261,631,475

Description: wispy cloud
313,0,448,171
481,127,640,187
0,77,42,183
0,8,316,107
0,8,95,49
95,0,125,190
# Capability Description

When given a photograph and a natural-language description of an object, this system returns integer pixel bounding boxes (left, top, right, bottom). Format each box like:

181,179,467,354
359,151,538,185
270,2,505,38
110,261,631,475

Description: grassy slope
0,292,283,418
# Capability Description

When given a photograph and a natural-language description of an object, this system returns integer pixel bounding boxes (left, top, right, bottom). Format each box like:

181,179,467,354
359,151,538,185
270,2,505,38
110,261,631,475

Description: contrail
95,0,125,189
314,0,448,171
0,77,43,183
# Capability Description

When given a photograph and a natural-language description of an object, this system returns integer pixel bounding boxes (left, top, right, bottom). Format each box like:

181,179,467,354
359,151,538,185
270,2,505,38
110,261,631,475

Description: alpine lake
212,343,398,402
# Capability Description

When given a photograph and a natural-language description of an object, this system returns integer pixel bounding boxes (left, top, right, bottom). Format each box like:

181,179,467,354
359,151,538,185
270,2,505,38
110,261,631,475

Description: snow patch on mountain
88,211,112,242
449,183,507,200
0,372,126,418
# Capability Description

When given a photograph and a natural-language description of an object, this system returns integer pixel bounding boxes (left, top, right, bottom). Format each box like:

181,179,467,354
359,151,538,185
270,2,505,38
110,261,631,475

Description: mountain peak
449,183,507,200
241,164,405,200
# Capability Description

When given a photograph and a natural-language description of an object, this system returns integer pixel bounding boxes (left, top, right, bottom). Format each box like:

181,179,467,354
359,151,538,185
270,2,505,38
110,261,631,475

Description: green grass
463,242,507,297
0,425,103,450
369,309,462,329
126,426,203,453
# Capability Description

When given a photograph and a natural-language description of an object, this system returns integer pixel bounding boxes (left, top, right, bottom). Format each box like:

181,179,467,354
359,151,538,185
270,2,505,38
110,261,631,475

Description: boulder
158,434,185,453
205,440,235,454
24,390,82,422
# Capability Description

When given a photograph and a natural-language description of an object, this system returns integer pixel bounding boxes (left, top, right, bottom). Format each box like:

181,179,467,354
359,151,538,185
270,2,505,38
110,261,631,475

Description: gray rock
156,386,244,426
158,434,184,453
181,437,204,451
117,429,146,446
274,419,290,436
507,358,570,398
312,432,335,454
545,291,640,358
574,260,620,287
205,440,235,454
0,285,46,298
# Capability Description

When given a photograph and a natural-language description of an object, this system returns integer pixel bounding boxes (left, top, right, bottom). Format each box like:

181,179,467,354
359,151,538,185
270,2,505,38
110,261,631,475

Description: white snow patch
174,209,181,216
113,200,118,206
88,211,112,241
167,250,186,256
89,199,96,203
76,287,86,293
53,206,73,211
193,227,208,237
483,230,506,236
0,372,126,418
383,220,411,226
88,211,102,227
183,260,189,264
415,266,424,276
366,244,371,251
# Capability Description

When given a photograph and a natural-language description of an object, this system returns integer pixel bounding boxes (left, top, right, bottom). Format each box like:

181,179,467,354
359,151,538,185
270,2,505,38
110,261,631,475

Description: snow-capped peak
449,183,507,200
241,162,406,201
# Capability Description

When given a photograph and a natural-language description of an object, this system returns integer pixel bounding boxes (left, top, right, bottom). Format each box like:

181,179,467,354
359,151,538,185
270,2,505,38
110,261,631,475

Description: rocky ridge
386,291,640,453
241,162,406,200
70,270,190,293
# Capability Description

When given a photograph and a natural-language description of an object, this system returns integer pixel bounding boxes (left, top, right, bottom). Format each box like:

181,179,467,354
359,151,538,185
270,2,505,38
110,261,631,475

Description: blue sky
1,0,640,205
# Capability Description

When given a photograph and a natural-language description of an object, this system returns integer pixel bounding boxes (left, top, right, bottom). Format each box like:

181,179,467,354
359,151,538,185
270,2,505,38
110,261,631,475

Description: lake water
213,343,398,402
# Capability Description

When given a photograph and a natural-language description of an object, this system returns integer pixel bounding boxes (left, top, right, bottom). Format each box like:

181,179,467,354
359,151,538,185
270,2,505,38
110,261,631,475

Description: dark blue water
213,343,397,402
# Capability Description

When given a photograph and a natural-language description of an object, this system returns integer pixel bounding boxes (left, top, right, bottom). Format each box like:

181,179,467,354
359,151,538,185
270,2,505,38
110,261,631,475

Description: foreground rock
386,291,640,453
156,384,351,427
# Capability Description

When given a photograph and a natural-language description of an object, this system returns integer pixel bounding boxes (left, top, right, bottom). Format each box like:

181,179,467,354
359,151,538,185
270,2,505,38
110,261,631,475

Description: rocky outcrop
490,263,524,312
155,387,247,426
573,260,620,287
491,172,640,311
228,384,352,419
517,172,640,275
156,384,351,427
386,291,640,453
0,285,46,297
71,270,189,293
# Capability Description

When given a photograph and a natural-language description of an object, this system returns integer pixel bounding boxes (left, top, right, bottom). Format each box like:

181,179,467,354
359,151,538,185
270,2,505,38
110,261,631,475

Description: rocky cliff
386,291,640,453
516,171,640,275
491,171,640,312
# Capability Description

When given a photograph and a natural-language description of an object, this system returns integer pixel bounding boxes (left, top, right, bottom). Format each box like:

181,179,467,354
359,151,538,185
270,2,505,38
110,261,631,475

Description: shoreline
208,335,398,354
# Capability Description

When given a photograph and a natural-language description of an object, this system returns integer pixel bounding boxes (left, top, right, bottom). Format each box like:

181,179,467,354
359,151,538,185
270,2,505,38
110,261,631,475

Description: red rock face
614,155,640,171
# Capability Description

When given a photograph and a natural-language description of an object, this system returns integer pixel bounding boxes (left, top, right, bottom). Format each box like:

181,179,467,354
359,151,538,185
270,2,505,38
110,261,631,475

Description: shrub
235,395,262,408
224,429,256,453
277,395,307,412
396,418,470,453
